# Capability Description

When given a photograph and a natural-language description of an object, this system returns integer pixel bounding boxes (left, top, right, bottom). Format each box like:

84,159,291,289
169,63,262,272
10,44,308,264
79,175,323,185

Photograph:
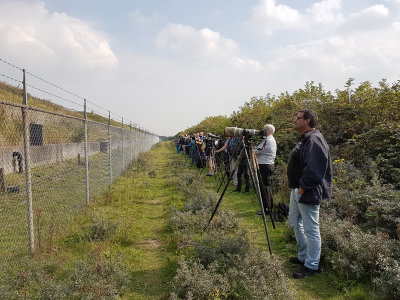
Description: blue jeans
176,144,180,153
288,188,321,270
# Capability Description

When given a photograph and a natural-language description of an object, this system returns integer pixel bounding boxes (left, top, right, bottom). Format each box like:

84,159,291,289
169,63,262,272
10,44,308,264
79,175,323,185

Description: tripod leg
208,150,244,227
258,170,276,229
217,171,227,193
244,147,273,255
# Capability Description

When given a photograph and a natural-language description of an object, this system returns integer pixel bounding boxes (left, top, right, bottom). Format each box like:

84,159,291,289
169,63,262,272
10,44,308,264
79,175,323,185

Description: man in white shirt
255,124,277,213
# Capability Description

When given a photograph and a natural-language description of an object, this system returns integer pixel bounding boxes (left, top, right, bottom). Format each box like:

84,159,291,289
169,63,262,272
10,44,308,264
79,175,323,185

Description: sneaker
243,190,249,193
231,189,241,193
206,173,214,176
289,257,304,265
292,266,319,279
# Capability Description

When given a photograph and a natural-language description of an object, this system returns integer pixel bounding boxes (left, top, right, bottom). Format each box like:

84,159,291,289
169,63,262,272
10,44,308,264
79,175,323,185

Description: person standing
216,137,239,186
255,124,277,213
233,137,250,193
287,109,332,278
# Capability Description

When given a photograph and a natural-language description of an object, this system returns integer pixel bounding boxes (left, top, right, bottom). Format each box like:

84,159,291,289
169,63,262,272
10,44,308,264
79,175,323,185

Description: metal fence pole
84,99,89,205
121,117,125,172
130,123,133,163
22,69,35,255
108,111,112,184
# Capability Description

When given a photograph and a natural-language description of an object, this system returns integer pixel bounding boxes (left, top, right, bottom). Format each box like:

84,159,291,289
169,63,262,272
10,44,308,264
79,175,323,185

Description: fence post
121,117,124,172
130,122,133,163
84,99,89,205
108,111,112,184
22,69,35,255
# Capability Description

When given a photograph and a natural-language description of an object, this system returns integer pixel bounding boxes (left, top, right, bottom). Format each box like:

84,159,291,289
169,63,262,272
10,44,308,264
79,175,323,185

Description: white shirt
254,135,277,165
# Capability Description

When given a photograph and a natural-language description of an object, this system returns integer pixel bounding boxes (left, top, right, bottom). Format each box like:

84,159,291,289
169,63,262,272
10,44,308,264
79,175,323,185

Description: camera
207,132,220,139
224,127,266,138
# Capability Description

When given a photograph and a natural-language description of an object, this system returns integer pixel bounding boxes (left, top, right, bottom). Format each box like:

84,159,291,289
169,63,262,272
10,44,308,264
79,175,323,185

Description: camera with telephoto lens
224,127,266,139
207,133,220,139
205,133,220,155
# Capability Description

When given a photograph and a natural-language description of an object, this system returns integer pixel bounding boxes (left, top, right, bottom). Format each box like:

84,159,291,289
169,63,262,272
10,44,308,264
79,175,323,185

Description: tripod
208,137,275,255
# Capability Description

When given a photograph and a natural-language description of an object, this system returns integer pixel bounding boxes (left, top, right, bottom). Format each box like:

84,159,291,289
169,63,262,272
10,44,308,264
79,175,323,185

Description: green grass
0,142,375,299
0,148,129,262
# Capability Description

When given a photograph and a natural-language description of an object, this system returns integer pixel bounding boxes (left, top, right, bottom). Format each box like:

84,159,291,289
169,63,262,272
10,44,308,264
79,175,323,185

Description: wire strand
1,56,155,134
0,73,22,85
0,58,24,71
26,84,83,109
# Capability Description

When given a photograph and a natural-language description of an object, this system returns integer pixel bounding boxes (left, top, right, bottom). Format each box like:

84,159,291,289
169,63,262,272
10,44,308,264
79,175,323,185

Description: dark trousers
237,159,250,191
258,164,274,210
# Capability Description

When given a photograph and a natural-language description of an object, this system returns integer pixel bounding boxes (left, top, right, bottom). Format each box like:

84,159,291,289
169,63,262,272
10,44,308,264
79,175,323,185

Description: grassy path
104,142,180,299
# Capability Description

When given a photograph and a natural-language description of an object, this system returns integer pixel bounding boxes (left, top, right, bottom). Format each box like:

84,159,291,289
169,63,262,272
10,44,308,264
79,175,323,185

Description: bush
320,212,400,299
328,184,400,239
193,230,249,267
0,253,131,299
170,252,296,300
341,124,400,188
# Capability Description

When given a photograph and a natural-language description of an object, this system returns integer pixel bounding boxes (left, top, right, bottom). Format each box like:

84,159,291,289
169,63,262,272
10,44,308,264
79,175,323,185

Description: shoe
206,173,214,176
243,190,249,193
256,210,270,215
231,189,241,193
289,257,304,265
292,266,319,279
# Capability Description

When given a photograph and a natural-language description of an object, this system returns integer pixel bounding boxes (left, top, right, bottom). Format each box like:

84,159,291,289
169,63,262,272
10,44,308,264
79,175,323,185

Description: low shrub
320,212,400,299
170,251,296,300
0,253,131,299
168,155,296,299
193,230,249,267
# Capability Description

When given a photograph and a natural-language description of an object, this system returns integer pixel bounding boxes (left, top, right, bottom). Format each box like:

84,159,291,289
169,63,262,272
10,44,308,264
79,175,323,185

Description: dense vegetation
179,79,400,299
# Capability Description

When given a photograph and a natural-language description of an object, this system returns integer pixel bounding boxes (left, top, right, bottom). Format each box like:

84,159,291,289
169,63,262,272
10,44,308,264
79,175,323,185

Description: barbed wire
0,73,22,85
26,70,84,101
26,83,83,109
0,58,24,71
0,56,156,135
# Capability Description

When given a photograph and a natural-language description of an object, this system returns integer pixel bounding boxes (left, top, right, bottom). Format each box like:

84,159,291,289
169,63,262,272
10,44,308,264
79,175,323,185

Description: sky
0,0,400,136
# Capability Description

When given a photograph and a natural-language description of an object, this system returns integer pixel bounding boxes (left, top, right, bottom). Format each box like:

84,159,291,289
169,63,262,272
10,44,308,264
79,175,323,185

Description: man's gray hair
264,124,275,135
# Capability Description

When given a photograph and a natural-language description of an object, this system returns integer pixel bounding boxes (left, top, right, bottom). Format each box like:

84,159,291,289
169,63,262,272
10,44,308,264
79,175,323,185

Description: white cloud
355,4,389,17
0,1,117,70
156,24,238,59
307,0,344,25
341,4,391,33
248,0,303,35
155,23,260,70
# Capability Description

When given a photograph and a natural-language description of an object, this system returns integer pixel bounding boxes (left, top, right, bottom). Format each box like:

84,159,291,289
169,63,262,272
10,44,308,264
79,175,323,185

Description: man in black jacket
287,109,332,279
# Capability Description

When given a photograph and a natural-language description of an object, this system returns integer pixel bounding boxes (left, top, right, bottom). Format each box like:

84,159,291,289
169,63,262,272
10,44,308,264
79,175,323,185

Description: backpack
274,203,289,222
196,155,207,168
228,137,240,158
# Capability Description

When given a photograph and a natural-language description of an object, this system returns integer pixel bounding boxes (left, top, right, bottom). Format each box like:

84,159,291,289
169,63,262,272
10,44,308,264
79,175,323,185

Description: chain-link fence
0,99,158,260
0,91,158,264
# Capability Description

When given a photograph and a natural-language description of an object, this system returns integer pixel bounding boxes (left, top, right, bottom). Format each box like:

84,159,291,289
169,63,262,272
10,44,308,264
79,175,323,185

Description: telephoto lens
224,127,261,138
224,127,244,137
